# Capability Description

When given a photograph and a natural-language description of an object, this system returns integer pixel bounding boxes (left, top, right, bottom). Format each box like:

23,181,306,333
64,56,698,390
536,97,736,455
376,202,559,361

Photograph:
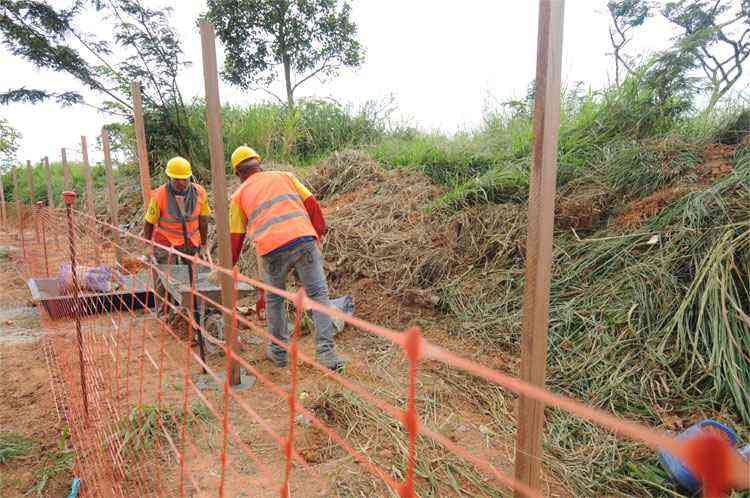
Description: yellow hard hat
166,156,192,179
231,146,261,171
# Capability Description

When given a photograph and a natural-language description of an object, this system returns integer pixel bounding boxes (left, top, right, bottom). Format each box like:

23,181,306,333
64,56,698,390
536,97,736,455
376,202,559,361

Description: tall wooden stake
514,1,565,495
81,136,94,213
44,156,54,206
102,128,121,259
131,81,152,208
27,160,38,242
0,168,6,228
12,167,20,224
13,167,25,258
61,147,71,193
200,22,239,386
26,159,34,204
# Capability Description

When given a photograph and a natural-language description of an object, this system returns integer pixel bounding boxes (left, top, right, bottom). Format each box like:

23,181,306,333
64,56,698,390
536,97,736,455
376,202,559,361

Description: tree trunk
283,55,294,109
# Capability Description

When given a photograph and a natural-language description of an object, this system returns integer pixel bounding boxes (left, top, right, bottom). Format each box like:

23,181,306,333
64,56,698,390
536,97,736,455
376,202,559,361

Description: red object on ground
682,431,735,497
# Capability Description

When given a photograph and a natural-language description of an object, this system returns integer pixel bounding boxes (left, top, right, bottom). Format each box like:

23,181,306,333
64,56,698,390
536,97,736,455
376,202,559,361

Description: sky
1,1,682,165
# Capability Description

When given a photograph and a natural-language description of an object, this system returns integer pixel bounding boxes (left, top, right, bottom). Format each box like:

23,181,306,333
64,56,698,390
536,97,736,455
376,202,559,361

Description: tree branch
5,6,132,111
251,85,285,104
291,56,335,93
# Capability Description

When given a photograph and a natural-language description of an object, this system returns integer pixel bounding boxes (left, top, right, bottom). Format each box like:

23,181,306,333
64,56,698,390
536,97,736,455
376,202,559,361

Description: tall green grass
139,97,392,182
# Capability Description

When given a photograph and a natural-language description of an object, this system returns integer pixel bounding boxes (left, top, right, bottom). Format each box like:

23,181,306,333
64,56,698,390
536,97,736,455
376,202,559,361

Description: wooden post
26,159,34,204
13,167,25,258
102,128,121,259
12,166,20,225
200,22,240,386
514,1,565,495
61,147,71,193
131,81,152,207
27,160,39,242
0,168,6,228
44,157,54,206
81,136,94,214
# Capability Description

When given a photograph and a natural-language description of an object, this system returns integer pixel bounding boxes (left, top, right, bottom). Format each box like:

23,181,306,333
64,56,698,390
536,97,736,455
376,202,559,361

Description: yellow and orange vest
152,184,207,248
230,171,317,255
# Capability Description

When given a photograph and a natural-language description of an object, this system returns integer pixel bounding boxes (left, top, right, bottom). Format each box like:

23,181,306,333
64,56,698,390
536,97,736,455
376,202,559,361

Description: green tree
0,0,192,160
205,0,365,109
0,117,20,172
663,0,750,110
607,0,653,85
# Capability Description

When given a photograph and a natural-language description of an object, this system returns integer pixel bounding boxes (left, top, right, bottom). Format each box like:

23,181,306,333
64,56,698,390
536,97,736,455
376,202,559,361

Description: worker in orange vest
144,157,211,264
228,145,344,372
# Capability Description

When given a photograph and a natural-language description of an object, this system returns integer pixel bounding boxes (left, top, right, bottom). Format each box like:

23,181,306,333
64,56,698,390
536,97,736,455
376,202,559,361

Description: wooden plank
131,81,152,208
26,159,34,204
101,128,118,228
61,147,71,193
102,127,121,260
81,135,94,213
200,22,239,386
513,1,565,495
0,166,6,228
44,156,53,206
12,166,20,224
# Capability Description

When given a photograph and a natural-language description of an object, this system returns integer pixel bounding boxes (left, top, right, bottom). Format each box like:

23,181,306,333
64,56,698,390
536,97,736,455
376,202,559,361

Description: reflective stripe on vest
153,184,205,247
233,171,317,255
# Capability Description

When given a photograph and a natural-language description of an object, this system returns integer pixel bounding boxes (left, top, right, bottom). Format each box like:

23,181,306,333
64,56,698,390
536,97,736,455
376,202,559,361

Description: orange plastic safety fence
11,203,747,498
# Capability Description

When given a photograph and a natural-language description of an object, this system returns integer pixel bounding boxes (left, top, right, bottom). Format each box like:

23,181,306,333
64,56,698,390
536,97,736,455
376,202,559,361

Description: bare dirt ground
0,214,570,497
0,234,74,498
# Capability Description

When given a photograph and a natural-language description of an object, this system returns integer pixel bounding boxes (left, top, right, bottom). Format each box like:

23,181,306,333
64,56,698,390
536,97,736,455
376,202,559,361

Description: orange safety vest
233,172,317,255
152,183,207,248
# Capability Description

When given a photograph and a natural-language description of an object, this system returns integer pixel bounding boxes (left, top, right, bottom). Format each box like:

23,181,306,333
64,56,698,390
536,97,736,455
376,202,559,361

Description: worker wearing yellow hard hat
231,145,262,171
144,156,211,265
227,144,345,372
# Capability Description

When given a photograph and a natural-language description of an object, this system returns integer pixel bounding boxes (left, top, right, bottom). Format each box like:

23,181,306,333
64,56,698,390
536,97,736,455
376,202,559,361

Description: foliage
0,117,20,170
607,0,750,109
1,159,107,206
206,0,364,108
113,97,389,183
663,0,750,109
0,0,191,155
607,0,653,84
0,432,34,464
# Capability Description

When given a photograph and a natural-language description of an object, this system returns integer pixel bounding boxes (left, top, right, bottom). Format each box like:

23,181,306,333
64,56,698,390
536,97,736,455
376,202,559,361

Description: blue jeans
262,240,336,364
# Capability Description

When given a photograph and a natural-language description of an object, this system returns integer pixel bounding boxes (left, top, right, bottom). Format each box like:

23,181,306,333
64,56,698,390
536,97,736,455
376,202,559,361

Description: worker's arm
198,191,211,248
143,197,159,242
229,196,247,266
289,174,327,238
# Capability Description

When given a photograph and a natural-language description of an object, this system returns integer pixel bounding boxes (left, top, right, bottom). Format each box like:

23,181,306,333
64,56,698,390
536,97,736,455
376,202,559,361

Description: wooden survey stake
44,157,53,206
102,128,121,259
514,1,565,495
0,169,6,228
131,81,152,208
26,160,34,204
200,22,240,386
81,136,94,213
61,148,71,193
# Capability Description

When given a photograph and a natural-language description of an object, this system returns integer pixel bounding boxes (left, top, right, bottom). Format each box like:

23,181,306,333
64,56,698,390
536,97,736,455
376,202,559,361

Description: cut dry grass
303,143,750,497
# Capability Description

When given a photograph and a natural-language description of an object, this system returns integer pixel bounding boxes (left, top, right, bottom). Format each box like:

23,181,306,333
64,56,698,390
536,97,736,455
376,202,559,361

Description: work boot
266,344,288,368
317,351,346,373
